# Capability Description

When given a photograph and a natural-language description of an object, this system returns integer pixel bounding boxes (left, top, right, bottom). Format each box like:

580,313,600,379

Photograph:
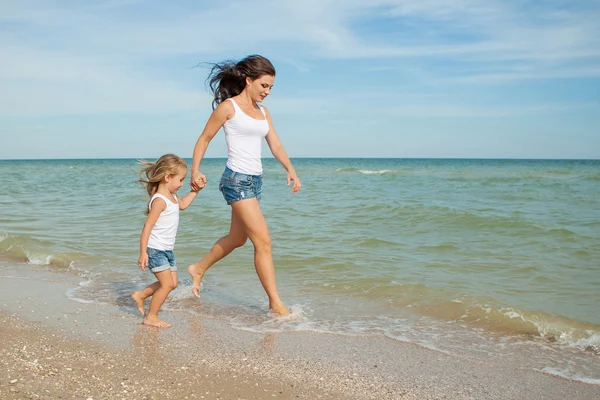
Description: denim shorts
147,247,177,272
219,166,263,205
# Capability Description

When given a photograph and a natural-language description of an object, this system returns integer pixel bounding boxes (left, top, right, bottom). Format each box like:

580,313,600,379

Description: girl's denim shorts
219,167,263,205
147,247,177,272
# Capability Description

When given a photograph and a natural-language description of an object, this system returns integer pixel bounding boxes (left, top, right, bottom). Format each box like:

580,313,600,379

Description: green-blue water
1,158,599,383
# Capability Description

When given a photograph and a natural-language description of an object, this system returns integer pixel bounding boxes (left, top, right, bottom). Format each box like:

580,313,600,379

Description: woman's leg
231,198,290,316
144,270,176,328
188,209,248,297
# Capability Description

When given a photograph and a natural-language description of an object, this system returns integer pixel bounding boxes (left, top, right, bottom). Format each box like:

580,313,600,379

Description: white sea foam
539,367,600,385
357,169,394,174
565,332,600,352
65,287,102,304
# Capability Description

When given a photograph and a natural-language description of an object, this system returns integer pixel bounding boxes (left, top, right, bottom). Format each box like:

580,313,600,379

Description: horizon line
1,157,599,162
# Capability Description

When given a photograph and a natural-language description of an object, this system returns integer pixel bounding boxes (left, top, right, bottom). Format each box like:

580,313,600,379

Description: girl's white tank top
147,193,179,251
224,98,269,175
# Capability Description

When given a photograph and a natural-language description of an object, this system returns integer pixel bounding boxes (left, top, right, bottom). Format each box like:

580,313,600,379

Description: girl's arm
191,101,234,190
263,106,302,193
178,190,200,210
138,198,166,271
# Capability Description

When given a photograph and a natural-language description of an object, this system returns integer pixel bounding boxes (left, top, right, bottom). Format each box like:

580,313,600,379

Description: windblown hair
206,55,276,109
138,154,187,213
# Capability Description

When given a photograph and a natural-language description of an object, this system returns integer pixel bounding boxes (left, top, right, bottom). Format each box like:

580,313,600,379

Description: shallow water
1,158,599,383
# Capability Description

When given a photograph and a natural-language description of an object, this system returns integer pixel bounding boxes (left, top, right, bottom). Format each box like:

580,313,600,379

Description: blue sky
1,0,599,159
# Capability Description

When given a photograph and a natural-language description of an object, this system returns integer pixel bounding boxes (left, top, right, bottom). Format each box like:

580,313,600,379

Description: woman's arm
191,101,234,190
263,106,302,193
138,198,166,270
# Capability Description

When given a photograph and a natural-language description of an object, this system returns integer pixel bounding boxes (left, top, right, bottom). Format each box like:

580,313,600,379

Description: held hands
287,172,302,193
138,253,148,271
191,171,207,192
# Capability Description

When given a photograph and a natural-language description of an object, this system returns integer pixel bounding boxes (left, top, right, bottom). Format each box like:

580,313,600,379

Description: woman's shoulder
215,99,235,119
259,104,271,119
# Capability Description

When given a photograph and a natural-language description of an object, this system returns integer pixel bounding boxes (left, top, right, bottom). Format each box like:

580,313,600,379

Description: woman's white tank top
223,98,269,175
147,193,179,251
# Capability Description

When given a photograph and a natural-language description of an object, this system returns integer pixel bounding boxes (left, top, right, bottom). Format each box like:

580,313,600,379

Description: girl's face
246,74,274,103
165,169,187,194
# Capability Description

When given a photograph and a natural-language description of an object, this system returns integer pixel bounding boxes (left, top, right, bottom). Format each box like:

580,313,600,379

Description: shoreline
1,263,598,399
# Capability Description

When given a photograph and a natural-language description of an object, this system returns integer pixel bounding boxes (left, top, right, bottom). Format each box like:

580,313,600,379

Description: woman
188,55,301,316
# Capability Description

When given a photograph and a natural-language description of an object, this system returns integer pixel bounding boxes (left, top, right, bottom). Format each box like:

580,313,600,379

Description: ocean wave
584,172,600,182
409,299,600,353
335,167,402,175
392,204,585,237
0,233,83,268
442,170,596,183
317,279,600,353
351,204,534,231
419,243,460,252
357,238,400,247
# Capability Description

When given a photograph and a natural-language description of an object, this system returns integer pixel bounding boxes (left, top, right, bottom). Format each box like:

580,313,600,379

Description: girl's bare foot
187,263,204,298
143,315,171,328
131,291,146,316
270,301,290,317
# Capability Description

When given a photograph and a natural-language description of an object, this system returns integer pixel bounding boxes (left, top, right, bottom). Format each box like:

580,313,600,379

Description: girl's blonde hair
138,153,187,202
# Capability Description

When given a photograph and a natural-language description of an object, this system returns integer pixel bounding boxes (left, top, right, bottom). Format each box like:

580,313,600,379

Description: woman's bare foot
270,301,290,317
187,263,204,298
143,315,171,328
131,291,146,316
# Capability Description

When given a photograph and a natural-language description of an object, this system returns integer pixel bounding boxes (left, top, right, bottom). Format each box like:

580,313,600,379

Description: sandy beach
0,263,598,400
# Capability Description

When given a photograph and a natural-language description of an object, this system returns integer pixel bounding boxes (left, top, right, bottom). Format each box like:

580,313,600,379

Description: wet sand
0,263,598,400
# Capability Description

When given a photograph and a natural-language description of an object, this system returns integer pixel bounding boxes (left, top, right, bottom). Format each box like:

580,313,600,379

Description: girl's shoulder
148,195,166,214
150,193,176,208
149,193,166,204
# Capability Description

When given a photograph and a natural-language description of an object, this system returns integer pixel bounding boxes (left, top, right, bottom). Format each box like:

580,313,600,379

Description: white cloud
0,0,598,119
4,1,598,62
441,67,600,85
382,102,599,118
0,43,207,117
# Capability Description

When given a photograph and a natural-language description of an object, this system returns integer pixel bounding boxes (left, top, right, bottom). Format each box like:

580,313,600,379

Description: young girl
131,154,203,328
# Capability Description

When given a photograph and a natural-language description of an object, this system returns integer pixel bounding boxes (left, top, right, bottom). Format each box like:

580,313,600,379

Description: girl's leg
230,198,290,316
144,270,176,328
131,282,160,316
188,209,248,297
171,271,179,289
131,271,178,316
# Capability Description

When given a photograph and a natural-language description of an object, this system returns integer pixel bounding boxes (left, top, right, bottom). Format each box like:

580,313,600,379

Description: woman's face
246,74,274,103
